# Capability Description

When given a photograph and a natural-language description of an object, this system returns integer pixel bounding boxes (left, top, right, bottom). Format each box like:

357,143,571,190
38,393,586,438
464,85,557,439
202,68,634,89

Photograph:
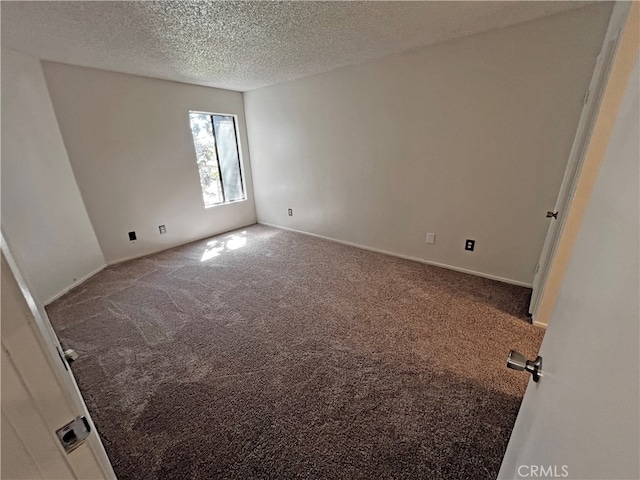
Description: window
189,112,245,207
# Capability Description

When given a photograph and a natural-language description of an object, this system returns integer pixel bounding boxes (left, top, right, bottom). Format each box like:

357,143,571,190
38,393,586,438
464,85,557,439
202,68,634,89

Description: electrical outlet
128,231,137,241
426,233,436,244
288,209,293,216
159,225,167,234
465,239,475,251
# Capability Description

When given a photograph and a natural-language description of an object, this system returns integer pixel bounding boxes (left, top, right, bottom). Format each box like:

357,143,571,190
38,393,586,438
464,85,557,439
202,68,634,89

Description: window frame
188,110,247,208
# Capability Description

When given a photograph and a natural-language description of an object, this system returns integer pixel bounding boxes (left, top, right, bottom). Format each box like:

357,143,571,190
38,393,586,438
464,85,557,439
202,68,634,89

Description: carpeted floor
46,225,544,480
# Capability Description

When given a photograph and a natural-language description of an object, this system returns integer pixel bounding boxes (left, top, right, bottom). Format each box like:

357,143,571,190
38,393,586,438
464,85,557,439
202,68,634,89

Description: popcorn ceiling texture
2,1,593,91
46,225,544,479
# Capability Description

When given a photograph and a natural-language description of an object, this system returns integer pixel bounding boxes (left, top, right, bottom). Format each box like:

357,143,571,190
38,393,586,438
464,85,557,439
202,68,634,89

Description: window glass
189,112,244,207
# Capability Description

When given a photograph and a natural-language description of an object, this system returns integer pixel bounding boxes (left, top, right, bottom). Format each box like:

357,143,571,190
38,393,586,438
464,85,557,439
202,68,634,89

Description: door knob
507,350,542,382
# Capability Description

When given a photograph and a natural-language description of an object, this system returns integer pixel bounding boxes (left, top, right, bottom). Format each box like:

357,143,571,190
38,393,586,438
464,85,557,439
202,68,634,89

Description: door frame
529,1,631,326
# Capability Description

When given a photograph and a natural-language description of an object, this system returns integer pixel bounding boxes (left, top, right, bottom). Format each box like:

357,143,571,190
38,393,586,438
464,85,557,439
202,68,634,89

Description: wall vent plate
465,239,475,251
56,416,91,453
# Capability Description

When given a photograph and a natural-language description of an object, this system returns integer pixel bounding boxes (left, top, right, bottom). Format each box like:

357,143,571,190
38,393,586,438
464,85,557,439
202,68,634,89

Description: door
1,237,115,479
500,15,639,479
529,2,630,323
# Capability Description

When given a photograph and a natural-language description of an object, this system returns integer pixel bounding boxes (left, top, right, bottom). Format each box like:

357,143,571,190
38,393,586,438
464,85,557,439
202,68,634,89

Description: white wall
244,4,612,286
1,49,105,304
499,53,639,479
41,63,257,264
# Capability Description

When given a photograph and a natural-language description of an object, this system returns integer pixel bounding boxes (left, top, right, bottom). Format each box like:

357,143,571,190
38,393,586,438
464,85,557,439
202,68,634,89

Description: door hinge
56,347,69,371
57,346,78,370
583,89,590,105
64,349,79,362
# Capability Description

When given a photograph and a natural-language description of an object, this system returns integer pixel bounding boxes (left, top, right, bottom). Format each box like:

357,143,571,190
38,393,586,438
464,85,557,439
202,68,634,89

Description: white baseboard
44,264,106,306
44,222,533,306
106,223,258,267
258,221,533,288
45,224,260,305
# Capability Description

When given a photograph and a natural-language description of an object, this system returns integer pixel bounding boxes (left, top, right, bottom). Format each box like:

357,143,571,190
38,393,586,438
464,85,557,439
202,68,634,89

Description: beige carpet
46,224,544,479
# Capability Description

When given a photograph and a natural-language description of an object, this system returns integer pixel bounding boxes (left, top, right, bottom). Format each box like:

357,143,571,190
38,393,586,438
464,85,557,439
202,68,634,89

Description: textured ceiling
2,1,594,92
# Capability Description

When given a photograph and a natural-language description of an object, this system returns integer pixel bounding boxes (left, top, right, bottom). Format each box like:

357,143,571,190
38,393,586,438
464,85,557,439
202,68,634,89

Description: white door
500,35,639,479
529,2,630,321
1,238,115,479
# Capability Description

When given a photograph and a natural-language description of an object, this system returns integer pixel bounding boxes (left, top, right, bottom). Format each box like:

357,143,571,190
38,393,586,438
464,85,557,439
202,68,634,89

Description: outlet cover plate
426,233,436,244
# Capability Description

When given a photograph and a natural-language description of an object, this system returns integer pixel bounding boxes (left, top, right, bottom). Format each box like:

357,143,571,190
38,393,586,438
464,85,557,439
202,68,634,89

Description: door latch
56,416,91,453
507,350,543,382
